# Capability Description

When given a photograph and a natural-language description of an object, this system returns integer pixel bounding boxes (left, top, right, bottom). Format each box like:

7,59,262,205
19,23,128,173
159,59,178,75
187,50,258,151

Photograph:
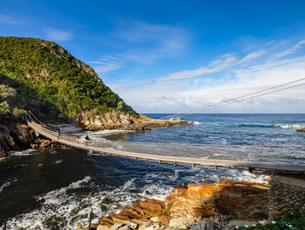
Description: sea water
1,114,304,229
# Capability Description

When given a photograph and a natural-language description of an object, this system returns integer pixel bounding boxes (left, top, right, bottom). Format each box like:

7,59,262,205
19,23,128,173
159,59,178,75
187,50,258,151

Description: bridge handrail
26,111,81,138
27,117,111,148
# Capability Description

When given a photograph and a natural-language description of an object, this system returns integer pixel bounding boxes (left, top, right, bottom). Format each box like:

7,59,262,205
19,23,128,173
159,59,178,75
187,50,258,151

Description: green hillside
0,36,136,122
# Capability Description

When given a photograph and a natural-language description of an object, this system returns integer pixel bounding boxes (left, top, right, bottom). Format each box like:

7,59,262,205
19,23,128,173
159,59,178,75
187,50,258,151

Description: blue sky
1,0,305,113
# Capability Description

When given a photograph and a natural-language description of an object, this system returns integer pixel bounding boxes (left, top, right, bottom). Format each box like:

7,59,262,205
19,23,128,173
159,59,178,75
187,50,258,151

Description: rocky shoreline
0,115,192,157
78,179,270,230
0,122,58,158
77,172,305,230
79,111,192,131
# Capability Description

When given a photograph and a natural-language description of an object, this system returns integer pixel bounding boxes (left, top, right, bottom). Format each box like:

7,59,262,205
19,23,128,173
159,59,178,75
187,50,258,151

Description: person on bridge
57,129,61,139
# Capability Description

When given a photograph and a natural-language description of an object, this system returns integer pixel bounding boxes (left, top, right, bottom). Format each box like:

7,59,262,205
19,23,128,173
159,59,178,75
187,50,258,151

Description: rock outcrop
80,111,192,130
0,123,59,157
83,180,269,230
296,128,305,133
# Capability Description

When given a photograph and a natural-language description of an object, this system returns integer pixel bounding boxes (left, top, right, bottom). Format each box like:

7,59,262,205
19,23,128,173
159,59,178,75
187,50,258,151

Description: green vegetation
239,214,305,230
0,36,136,121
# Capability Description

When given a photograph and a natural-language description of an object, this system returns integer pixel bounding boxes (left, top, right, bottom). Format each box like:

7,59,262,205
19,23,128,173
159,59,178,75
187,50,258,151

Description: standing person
57,129,61,139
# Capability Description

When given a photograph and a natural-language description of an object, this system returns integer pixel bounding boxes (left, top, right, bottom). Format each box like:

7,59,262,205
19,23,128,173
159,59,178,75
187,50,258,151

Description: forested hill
0,36,136,125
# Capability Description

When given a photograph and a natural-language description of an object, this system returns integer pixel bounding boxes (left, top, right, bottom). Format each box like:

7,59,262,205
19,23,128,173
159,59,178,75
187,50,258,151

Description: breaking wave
0,178,18,193
275,123,305,129
238,123,305,129
193,121,202,125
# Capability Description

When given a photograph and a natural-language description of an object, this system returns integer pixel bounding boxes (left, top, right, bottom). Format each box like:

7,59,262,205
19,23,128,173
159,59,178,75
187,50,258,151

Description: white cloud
43,27,73,41
238,50,265,64
159,50,264,81
110,38,305,113
272,39,305,60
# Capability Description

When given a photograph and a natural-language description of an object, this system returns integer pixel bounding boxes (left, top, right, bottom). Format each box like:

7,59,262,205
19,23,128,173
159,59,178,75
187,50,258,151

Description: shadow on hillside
0,74,70,123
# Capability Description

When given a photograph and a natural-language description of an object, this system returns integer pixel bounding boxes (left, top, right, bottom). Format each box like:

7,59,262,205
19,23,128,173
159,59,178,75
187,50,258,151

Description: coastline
79,173,305,230
83,179,270,230
0,116,192,158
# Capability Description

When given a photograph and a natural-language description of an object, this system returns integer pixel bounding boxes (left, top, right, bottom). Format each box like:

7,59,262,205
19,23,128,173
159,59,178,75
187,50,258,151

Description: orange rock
120,207,144,219
142,208,162,217
20,124,29,129
297,127,305,132
173,185,187,195
133,206,146,216
89,224,98,229
130,218,147,225
139,199,164,211
98,216,114,226
159,215,170,226
111,214,131,224
187,183,218,198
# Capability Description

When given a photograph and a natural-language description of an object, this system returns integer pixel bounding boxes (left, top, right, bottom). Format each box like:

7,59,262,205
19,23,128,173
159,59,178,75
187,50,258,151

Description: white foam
9,149,35,157
193,121,202,125
0,178,18,193
140,183,173,200
79,129,134,139
2,176,143,230
54,160,63,164
275,123,305,129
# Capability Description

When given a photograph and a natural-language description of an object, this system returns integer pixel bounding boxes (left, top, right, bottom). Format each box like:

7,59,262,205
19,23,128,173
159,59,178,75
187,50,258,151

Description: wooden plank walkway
26,115,305,173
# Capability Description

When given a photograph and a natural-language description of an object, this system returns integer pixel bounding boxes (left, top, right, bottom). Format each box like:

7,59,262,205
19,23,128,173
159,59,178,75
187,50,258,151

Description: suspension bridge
26,111,305,173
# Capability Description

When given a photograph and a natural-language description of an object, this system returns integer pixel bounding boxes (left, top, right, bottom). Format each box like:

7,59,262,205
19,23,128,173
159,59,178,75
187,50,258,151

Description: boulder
296,128,305,133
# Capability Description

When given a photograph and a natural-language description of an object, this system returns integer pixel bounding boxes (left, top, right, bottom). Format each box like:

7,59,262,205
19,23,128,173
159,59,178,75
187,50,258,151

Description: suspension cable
162,77,305,120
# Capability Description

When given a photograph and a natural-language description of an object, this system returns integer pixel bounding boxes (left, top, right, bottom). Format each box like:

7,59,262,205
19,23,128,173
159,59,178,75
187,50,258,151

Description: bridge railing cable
163,77,305,120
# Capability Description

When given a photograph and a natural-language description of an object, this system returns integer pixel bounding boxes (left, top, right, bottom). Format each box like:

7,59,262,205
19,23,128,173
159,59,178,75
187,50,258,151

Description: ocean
0,114,305,229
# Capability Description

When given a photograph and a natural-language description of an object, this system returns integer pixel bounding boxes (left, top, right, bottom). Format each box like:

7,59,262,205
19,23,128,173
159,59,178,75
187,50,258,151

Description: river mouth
0,148,267,230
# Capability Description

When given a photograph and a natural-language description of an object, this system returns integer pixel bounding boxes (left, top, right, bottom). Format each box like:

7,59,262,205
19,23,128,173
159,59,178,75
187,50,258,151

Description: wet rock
0,124,16,152
0,147,7,157
139,199,164,212
296,127,305,133
30,137,60,150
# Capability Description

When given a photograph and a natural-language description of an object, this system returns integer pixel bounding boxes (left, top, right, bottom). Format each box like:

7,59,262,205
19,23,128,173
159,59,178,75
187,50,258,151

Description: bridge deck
27,118,305,173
